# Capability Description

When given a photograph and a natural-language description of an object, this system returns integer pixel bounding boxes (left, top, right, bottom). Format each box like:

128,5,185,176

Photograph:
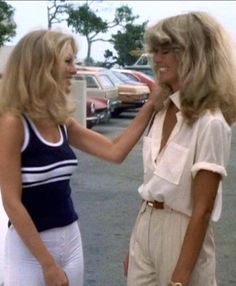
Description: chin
65,87,71,94
64,82,72,94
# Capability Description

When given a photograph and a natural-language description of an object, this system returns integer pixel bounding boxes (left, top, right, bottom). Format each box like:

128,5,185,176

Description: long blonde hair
145,11,236,125
0,29,77,123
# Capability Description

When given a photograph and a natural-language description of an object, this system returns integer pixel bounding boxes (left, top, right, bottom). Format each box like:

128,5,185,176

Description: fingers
149,84,172,112
43,265,69,286
64,271,69,286
123,253,129,277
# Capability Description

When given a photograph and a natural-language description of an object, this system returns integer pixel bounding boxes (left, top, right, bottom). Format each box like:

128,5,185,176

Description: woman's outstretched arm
67,85,170,163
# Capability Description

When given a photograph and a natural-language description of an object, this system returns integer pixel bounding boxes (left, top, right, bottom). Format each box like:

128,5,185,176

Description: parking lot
71,110,236,286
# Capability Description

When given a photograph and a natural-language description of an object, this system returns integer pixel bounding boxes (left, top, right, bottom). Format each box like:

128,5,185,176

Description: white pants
4,221,84,286
127,201,217,286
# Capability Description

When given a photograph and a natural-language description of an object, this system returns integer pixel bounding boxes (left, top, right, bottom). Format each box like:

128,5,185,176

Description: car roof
76,65,106,72
76,66,150,92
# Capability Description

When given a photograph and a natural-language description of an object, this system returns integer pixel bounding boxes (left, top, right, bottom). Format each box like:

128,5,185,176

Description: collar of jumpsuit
163,90,181,111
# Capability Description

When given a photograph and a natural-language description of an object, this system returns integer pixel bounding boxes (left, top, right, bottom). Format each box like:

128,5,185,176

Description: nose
153,52,162,63
70,63,77,75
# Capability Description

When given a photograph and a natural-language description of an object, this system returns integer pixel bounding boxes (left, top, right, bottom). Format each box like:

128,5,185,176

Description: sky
5,1,236,62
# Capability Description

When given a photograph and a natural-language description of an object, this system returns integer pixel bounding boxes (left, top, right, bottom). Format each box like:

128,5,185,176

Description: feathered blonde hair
0,29,78,124
145,11,236,125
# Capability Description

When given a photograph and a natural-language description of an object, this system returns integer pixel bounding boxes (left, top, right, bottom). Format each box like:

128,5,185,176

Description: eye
162,49,170,55
151,46,171,55
65,58,73,64
161,46,172,54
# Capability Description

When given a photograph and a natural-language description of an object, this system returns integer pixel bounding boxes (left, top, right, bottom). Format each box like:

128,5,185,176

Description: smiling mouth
159,67,168,72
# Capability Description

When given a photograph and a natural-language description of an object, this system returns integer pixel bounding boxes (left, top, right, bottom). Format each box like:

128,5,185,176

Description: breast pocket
154,142,189,185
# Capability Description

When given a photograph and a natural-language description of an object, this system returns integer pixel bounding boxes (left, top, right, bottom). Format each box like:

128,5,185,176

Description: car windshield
98,74,115,88
112,71,134,83
122,73,139,82
104,70,123,84
134,54,152,66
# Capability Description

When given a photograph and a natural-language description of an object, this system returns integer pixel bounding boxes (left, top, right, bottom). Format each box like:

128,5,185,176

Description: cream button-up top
138,91,231,221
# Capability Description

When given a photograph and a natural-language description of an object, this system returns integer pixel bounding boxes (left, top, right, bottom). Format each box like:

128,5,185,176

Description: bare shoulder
0,112,22,127
65,116,76,128
66,116,84,132
0,112,24,140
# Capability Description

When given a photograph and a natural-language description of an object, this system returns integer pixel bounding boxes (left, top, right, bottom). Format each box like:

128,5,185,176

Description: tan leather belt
147,200,164,209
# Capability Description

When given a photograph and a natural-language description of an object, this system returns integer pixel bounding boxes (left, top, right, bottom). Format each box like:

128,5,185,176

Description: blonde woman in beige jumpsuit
126,11,236,286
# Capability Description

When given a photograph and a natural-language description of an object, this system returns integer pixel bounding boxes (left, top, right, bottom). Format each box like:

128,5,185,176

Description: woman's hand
148,83,172,112
123,252,129,277
43,263,69,286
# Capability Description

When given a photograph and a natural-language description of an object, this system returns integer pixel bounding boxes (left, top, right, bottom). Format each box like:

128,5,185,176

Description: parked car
86,96,111,128
112,68,155,91
76,66,150,116
111,69,145,86
86,97,97,129
74,68,120,115
89,95,111,124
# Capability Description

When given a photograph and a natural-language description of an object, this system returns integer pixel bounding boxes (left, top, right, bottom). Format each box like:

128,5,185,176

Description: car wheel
111,108,123,118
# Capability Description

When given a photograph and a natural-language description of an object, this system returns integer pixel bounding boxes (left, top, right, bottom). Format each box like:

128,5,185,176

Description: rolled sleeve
191,116,231,178
192,162,227,178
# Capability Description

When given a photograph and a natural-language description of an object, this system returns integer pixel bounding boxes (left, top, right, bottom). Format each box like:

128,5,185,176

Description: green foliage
103,49,116,68
67,3,109,64
113,5,138,25
47,1,146,66
66,3,142,65
110,21,147,67
67,4,107,35
0,0,16,46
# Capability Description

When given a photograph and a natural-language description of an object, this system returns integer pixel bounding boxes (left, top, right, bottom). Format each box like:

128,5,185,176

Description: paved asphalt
71,110,236,286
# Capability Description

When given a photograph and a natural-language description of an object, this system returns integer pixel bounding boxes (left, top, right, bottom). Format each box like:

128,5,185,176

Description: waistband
146,200,164,209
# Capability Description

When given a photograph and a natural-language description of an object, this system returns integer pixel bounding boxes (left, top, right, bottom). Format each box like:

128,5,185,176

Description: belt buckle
147,201,154,208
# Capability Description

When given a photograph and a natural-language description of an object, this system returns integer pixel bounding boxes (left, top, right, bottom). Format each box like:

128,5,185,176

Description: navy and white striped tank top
20,115,79,232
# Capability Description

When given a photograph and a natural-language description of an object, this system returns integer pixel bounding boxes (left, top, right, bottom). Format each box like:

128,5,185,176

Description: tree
112,5,138,27
67,3,107,65
103,49,116,68
0,0,16,46
47,0,70,28
47,1,146,66
108,21,147,67
67,3,139,65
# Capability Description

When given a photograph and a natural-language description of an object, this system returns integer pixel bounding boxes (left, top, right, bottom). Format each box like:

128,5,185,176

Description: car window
74,75,84,81
74,74,97,88
104,70,123,84
98,74,115,88
136,56,149,66
85,76,99,88
113,71,131,83
121,73,139,82
134,54,152,66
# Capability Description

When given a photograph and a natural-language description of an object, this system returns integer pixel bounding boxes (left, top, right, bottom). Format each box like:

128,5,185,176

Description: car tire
111,108,123,118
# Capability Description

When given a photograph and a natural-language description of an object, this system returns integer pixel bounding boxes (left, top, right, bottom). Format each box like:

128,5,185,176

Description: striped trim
22,176,71,188
22,159,78,172
22,159,78,188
